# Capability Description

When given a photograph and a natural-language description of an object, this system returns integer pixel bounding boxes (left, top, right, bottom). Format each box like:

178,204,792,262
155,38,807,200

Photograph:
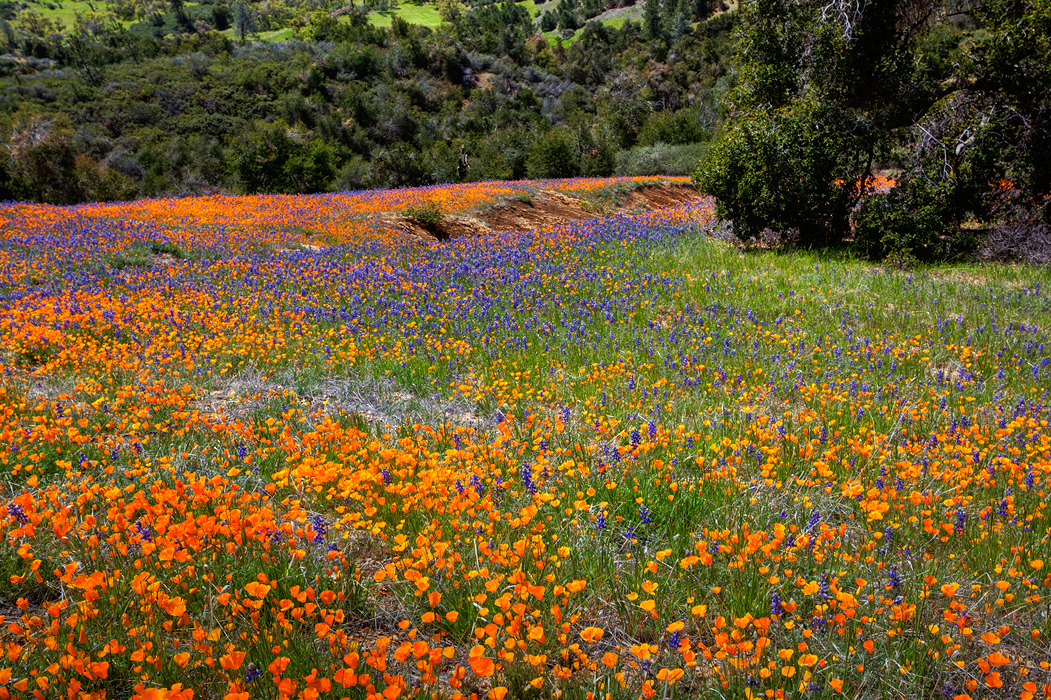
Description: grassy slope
367,1,444,29
533,0,643,44
20,0,134,28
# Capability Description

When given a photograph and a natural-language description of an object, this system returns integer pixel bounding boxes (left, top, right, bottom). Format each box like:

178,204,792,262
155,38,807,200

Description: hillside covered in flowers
2,177,1051,699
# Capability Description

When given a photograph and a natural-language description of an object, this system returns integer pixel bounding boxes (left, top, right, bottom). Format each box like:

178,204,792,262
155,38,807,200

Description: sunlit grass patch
367,2,444,29
21,0,134,29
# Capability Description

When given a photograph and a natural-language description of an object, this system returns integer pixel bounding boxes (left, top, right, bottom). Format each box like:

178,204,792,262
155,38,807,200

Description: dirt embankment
389,182,700,244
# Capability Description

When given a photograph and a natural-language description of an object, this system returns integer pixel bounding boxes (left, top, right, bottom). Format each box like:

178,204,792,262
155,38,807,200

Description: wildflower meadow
1,176,1050,700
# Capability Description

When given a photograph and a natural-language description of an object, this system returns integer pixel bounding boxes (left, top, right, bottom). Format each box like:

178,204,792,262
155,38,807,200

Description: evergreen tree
697,0,1051,257
662,0,678,34
643,0,663,41
669,11,689,42
233,0,255,44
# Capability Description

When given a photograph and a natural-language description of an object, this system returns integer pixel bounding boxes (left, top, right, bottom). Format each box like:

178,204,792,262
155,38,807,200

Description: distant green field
366,0,543,31
19,0,644,39
533,0,557,15
21,0,95,26
534,0,642,42
537,3,641,45
541,28,576,45
518,0,538,16
367,2,443,28
20,0,134,29
592,4,643,27
21,0,442,35
256,27,296,42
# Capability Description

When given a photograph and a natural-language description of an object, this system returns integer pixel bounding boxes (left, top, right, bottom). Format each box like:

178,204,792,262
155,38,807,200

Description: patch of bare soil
304,375,496,432
618,182,699,210
189,369,282,424
151,253,180,266
482,190,592,232
386,214,491,244
472,72,496,90
481,183,701,232
434,216,491,241
388,182,703,244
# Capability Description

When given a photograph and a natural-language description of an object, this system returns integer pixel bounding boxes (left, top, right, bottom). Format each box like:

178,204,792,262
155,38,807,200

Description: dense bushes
231,122,336,194
636,109,708,146
615,141,706,176
2,115,137,203
1,4,728,202
527,127,579,179
694,0,1051,261
852,176,961,263
696,99,859,244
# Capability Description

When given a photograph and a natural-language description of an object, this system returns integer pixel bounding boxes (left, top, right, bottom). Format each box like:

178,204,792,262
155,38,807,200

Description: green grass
213,25,295,43
367,1,443,29
21,0,98,27
533,0,558,16
517,0,539,17
255,27,296,42
20,0,135,29
542,27,580,45
19,0,624,48
591,3,643,25
535,1,642,41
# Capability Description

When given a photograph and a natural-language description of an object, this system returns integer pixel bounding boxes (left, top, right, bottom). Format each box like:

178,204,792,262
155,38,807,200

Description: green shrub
334,156,369,192
403,201,444,228
365,144,429,190
527,127,581,179
694,101,856,245
150,241,187,258
852,174,976,262
210,3,231,30
698,9,734,36
476,128,533,182
230,122,335,194
576,122,617,177
616,142,707,176
421,141,459,185
637,110,708,146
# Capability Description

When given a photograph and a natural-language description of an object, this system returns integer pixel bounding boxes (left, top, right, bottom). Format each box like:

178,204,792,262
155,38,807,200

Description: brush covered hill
0,0,736,203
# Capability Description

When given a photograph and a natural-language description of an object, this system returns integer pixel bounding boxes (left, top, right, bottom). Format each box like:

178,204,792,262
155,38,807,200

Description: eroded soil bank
389,182,701,243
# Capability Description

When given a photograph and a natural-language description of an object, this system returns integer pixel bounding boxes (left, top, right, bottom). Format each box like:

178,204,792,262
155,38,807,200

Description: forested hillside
0,0,735,202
